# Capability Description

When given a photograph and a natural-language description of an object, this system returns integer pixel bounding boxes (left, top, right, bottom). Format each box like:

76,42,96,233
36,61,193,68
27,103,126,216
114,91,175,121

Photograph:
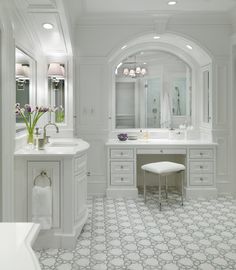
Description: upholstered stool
141,161,185,210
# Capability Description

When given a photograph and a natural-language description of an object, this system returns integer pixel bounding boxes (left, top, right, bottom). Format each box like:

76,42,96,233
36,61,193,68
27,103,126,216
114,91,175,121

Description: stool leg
165,176,168,199
181,171,184,206
158,175,162,211
143,170,146,203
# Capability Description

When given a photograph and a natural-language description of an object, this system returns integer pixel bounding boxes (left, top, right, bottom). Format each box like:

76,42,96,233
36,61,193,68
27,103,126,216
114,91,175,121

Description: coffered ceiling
67,0,236,16
65,0,236,25
82,0,236,13
12,0,71,56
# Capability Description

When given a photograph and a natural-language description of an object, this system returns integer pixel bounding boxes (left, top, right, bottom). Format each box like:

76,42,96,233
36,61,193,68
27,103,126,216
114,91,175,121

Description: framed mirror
202,68,211,124
15,47,36,132
114,50,192,129
48,63,65,124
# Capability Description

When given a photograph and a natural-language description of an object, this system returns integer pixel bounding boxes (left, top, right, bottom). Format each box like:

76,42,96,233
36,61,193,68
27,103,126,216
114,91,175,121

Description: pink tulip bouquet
15,103,51,144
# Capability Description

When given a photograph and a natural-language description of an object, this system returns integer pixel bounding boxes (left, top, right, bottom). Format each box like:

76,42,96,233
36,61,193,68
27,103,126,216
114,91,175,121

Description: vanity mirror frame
15,46,37,133
201,64,212,127
47,58,72,130
108,42,199,134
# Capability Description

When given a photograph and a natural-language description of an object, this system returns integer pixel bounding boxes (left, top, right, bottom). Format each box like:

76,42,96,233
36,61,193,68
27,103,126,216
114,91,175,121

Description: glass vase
27,130,34,145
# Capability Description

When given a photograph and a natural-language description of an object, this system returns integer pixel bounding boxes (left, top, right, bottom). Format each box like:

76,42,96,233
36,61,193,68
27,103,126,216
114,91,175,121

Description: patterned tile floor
36,189,236,270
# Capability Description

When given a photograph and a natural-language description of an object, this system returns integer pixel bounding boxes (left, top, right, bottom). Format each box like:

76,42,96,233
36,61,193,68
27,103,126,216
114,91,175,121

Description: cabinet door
74,153,87,223
27,161,60,228
74,173,87,222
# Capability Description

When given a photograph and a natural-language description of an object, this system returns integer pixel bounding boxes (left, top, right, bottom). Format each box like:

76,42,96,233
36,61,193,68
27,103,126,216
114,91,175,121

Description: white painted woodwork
14,139,89,249
189,149,214,159
0,0,236,225
27,161,60,228
106,140,217,199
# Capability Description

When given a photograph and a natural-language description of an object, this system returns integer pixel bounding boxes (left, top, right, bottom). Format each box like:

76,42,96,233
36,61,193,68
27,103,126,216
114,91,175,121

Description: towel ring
33,171,52,186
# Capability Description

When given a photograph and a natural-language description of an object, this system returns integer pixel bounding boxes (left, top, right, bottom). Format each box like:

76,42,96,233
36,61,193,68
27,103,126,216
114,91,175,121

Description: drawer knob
200,166,203,169
120,152,124,156
121,177,124,181
200,152,203,156
200,177,203,181
120,165,124,169
160,149,163,153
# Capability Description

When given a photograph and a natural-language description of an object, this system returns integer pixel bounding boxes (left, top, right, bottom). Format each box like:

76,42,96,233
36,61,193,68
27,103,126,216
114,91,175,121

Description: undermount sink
49,142,78,147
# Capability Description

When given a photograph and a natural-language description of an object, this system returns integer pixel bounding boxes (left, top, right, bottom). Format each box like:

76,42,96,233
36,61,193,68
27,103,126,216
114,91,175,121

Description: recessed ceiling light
43,23,54,30
121,45,127,50
153,36,161,40
186,44,193,50
168,1,177,5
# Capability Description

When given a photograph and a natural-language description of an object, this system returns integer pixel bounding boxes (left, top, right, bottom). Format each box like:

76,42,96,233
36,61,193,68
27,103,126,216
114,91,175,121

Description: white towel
161,92,171,128
32,186,52,230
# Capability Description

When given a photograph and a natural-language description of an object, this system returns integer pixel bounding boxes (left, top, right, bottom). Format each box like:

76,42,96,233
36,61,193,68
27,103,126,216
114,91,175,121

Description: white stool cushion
141,161,185,175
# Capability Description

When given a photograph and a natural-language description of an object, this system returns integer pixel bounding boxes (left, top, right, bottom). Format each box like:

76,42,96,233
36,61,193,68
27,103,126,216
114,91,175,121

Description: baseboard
34,209,88,249
106,187,138,198
185,187,217,200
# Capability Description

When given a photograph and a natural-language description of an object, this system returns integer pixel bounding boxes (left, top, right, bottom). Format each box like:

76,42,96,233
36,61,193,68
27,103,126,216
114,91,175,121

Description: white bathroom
0,0,236,269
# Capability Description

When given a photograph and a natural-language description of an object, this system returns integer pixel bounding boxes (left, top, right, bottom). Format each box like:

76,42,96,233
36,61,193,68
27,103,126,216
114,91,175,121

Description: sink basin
49,142,78,147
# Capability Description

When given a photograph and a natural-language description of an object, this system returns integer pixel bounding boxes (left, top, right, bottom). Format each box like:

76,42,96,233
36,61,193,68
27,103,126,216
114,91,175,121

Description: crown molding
76,11,232,26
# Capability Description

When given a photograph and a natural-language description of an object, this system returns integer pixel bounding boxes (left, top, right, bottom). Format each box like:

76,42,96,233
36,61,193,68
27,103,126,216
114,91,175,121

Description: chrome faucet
43,122,59,143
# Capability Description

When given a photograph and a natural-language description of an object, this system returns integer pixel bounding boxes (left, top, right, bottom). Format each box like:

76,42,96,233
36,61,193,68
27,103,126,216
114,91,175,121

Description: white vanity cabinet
106,140,217,199
107,147,137,197
188,147,216,196
14,139,90,249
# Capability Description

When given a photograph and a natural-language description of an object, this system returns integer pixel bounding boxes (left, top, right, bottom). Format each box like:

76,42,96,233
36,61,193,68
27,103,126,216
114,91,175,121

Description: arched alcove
108,32,213,134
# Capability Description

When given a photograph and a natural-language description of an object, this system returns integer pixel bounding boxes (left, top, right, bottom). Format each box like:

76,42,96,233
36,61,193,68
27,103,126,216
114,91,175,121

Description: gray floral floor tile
36,189,236,270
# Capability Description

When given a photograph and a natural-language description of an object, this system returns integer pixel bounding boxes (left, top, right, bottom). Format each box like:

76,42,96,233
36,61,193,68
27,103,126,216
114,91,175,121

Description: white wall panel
215,64,228,127
75,16,233,196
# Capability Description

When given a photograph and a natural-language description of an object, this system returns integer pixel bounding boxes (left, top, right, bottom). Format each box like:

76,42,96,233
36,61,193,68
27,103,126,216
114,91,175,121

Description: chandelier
123,66,147,78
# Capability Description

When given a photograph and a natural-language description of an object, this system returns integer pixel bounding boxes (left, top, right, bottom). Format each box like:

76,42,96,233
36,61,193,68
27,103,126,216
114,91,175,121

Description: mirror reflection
48,63,65,124
15,48,35,131
115,50,192,129
203,69,210,123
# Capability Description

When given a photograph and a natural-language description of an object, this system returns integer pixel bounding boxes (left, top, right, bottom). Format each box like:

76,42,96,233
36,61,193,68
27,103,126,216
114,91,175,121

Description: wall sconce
16,63,30,90
48,63,65,90
48,63,64,80
16,63,30,80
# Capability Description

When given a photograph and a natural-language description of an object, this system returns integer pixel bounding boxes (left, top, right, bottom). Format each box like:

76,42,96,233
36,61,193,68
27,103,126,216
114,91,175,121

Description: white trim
0,9,16,221
107,33,213,136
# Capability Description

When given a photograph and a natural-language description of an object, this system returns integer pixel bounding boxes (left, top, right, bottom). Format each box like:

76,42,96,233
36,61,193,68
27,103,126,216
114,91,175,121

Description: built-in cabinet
14,139,89,249
106,140,217,199
27,161,60,229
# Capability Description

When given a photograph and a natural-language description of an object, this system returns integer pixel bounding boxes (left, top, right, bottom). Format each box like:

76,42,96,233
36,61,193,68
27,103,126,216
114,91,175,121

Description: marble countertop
106,139,217,146
15,138,90,157
0,223,41,270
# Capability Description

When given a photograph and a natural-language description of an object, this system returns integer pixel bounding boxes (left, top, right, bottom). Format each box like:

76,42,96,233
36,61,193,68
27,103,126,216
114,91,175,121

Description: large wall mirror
114,50,192,129
15,47,36,132
47,63,65,124
202,66,212,124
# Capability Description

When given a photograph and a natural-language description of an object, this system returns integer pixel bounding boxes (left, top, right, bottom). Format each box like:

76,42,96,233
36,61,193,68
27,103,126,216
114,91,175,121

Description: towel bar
33,171,52,186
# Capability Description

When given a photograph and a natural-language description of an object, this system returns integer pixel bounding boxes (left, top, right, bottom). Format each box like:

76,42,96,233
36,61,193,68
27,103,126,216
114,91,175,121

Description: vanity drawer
111,174,133,186
189,161,213,174
110,149,134,159
111,161,133,174
190,174,213,186
189,149,213,159
137,148,186,155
